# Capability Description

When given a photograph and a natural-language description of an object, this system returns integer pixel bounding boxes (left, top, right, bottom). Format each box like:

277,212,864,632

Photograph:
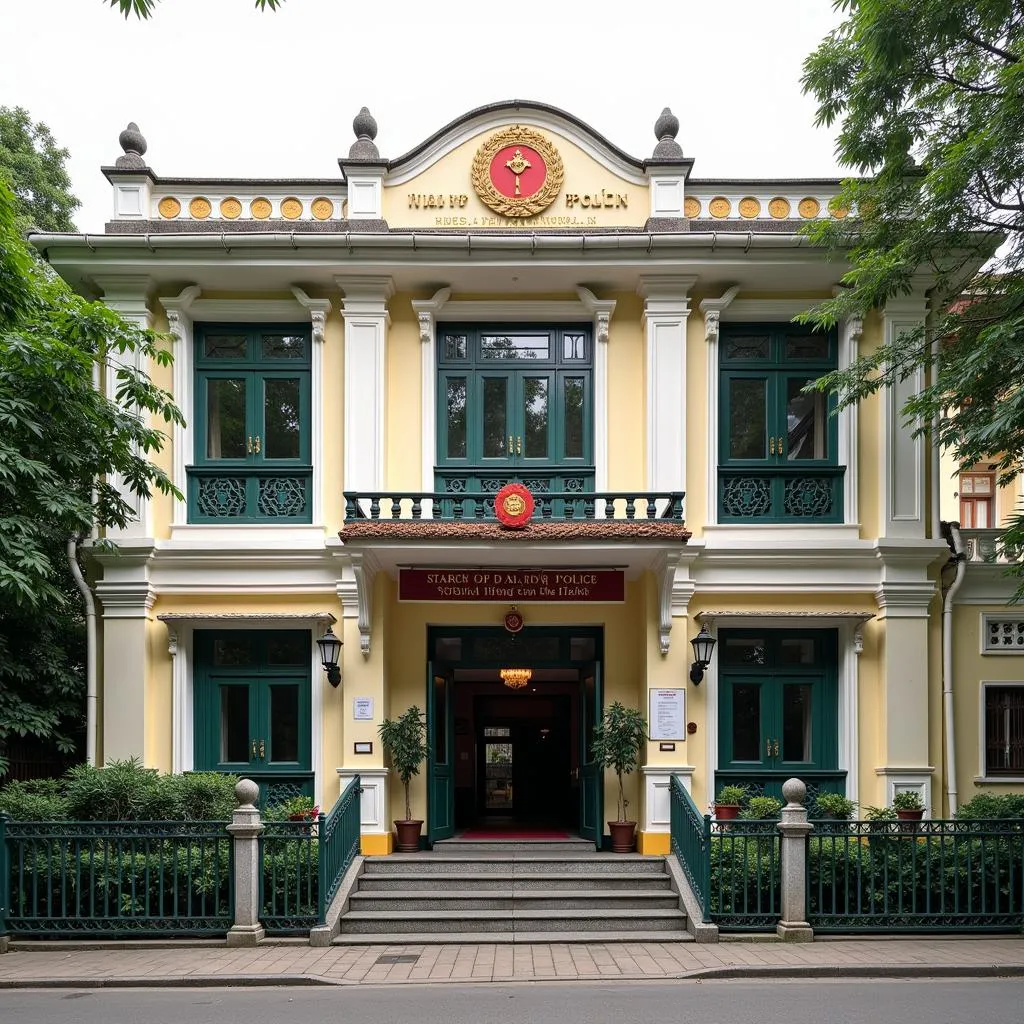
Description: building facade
31,101,1020,854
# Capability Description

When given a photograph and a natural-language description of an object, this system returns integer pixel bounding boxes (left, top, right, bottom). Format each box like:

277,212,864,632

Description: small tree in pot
378,705,430,852
591,701,647,852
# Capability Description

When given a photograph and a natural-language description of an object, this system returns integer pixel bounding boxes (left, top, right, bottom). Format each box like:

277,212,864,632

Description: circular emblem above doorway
504,607,525,634
494,482,534,528
471,126,564,218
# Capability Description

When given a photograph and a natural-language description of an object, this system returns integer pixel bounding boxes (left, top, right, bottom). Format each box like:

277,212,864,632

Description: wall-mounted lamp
316,627,343,688
689,623,717,685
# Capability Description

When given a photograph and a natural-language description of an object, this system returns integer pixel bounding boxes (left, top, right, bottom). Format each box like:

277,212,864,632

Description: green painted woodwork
579,662,603,849
717,629,842,800
436,324,593,492
193,630,312,789
718,324,842,522
427,666,456,843
190,324,312,523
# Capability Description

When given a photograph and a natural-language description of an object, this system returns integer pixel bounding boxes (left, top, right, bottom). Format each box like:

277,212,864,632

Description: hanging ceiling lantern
500,667,532,690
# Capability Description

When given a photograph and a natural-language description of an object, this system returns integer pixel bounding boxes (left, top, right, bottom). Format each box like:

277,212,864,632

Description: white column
881,295,929,538
337,277,394,494
639,276,697,492
411,288,452,505
839,314,863,525
94,275,155,538
578,287,616,494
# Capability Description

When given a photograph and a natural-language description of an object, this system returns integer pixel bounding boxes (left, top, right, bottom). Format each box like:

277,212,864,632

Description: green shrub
956,793,1024,820
0,778,70,821
741,796,783,820
815,793,857,819
264,795,318,823
715,784,748,806
63,757,175,820
892,790,923,811
162,772,239,821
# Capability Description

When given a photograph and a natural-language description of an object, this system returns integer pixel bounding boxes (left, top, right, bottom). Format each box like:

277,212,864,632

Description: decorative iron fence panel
709,820,782,931
259,819,318,935
1,819,233,937
808,818,1024,932
318,776,361,921
668,776,710,923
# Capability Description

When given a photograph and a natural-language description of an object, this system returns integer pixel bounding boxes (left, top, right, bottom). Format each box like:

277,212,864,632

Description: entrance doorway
427,626,603,848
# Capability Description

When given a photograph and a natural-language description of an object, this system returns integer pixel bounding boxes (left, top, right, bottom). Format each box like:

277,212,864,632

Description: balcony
961,528,1022,564
343,490,685,522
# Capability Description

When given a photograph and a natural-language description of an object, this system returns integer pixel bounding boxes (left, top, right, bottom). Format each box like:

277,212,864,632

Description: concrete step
339,908,688,935
362,854,667,875
348,889,681,912
357,871,672,892
432,839,597,853
332,930,696,945
331,930,696,945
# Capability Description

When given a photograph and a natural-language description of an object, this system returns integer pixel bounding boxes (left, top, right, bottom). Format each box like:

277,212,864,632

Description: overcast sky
1,0,846,232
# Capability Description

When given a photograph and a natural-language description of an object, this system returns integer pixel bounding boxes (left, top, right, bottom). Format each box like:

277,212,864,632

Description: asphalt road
5,979,1024,1024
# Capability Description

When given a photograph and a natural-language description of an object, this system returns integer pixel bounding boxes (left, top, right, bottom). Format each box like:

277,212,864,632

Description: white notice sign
649,688,685,741
352,697,374,721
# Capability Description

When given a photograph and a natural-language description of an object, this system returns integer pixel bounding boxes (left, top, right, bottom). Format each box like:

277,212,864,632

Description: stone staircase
333,838,691,944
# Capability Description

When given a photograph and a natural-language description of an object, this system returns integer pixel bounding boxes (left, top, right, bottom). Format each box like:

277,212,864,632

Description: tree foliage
801,1,1024,559
0,177,183,774
108,0,284,17
0,106,79,235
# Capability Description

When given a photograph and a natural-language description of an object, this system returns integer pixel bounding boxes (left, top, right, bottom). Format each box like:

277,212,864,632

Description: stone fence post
776,777,813,942
226,779,265,947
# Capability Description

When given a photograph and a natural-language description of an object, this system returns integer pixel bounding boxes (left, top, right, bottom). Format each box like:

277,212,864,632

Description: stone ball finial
235,778,260,808
115,121,148,169
781,778,807,807
652,106,683,159
348,106,380,159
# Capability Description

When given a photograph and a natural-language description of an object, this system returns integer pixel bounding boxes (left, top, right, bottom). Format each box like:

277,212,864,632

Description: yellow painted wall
607,292,645,491
385,295,422,490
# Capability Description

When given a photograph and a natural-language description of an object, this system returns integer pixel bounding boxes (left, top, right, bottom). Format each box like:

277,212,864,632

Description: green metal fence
808,817,1024,933
260,819,319,935
709,819,781,931
1,815,233,937
317,775,361,922
669,776,710,922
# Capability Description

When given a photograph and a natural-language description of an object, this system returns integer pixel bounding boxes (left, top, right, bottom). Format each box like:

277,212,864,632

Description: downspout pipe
942,521,967,816
67,536,97,766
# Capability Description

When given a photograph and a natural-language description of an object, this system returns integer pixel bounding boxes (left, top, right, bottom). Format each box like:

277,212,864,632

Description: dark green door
579,663,603,850
427,663,455,844
194,630,312,806
717,630,841,802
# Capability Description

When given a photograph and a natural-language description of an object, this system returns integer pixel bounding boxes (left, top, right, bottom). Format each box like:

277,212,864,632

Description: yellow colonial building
30,101,1021,856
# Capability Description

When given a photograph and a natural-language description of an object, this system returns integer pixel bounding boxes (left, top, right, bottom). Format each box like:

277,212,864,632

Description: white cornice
184,298,307,321
720,298,814,321
430,299,595,321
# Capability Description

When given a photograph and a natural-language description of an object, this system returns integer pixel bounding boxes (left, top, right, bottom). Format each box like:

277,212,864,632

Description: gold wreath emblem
471,126,564,218
502,493,527,517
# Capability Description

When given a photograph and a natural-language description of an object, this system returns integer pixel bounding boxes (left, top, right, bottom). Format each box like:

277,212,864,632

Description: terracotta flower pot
394,819,423,852
608,820,637,853
714,804,741,821
895,808,924,821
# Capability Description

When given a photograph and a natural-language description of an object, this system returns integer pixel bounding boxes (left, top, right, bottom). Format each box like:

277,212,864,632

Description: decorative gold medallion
709,196,731,219
189,197,212,219
281,197,303,220
158,196,181,219
471,126,564,218
311,197,334,220
684,196,701,218
798,197,821,219
220,197,242,219
768,197,791,219
828,199,849,219
739,197,761,219
250,197,272,219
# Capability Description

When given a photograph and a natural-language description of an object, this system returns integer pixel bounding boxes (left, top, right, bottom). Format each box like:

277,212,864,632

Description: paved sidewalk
1,936,1023,987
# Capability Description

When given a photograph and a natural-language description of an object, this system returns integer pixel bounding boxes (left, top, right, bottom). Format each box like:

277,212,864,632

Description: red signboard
398,568,624,603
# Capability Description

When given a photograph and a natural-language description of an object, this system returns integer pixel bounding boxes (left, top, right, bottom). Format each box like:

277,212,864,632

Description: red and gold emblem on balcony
494,482,534,529
471,126,564,217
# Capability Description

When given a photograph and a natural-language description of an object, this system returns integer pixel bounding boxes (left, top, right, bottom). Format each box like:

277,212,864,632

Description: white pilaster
881,294,929,538
411,287,452,499
337,277,394,493
94,275,155,538
642,765,694,836
338,767,390,843
577,287,616,494
109,172,153,221
639,276,697,492
839,313,863,525
344,168,385,220
160,286,201,527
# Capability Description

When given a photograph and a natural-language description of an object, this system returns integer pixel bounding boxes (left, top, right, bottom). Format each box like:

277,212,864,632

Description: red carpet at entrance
460,829,571,839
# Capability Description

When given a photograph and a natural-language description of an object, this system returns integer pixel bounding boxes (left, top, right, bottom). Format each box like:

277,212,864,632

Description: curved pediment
378,100,679,230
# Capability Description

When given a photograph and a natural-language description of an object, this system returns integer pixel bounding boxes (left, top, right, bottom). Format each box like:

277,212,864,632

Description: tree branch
960,29,1020,64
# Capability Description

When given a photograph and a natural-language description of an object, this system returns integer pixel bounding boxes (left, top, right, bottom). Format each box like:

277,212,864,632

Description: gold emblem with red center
494,483,534,528
471,126,564,217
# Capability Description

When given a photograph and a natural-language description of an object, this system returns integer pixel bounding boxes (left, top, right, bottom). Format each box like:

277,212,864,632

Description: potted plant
590,701,647,852
714,784,748,821
378,705,430,852
892,790,925,822
740,795,783,820
815,793,856,820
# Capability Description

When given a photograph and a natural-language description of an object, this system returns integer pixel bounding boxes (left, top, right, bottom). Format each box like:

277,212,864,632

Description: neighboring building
30,101,1016,854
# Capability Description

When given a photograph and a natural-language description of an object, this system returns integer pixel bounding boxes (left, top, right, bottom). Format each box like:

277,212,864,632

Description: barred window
985,685,1024,776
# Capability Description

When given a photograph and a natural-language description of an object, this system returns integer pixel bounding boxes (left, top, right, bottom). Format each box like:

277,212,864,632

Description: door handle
254,435,261,454
258,738,265,760
508,434,513,454
769,437,775,455
773,738,780,757
778,436,785,457
516,435,522,455
251,738,258,759
766,736,772,758
247,436,254,454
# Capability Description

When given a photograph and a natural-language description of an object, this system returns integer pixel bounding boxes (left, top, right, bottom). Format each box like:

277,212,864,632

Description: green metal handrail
668,776,711,923
1,818,233,938
807,817,1024,932
317,775,361,923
